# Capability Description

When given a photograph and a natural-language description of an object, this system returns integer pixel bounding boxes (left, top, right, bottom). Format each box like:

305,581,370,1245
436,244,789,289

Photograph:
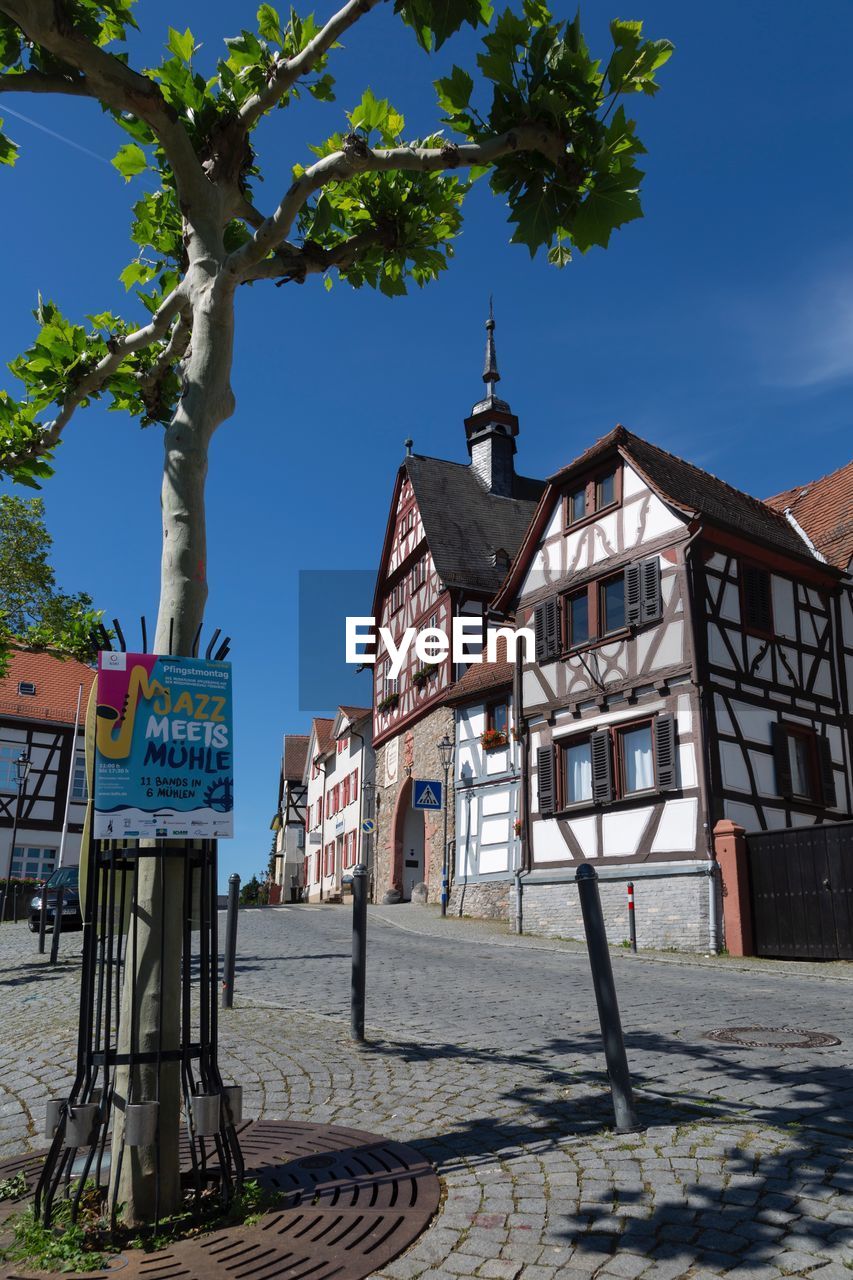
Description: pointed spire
471,299,510,415
482,296,500,396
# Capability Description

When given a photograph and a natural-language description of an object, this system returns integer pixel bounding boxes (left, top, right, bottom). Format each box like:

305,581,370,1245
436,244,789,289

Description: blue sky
1,1,851,886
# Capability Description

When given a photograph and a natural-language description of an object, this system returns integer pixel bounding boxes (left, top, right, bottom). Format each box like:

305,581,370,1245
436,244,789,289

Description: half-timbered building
445,641,522,920
302,716,334,902
493,427,852,951
370,312,544,906
273,733,308,898
0,648,96,883
301,708,373,902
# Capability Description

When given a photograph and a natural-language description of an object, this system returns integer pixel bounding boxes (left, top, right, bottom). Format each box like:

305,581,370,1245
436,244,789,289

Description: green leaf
435,65,473,115
111,142,148,181
119,260,156,291
0,123,18,167
508,180,561,255
396,0,491,51
167,26,196,62
257,4,283,42
570,169,643,252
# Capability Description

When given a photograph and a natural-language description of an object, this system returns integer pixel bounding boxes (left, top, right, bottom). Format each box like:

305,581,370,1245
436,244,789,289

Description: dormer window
564,464,622,529
17,681,36,697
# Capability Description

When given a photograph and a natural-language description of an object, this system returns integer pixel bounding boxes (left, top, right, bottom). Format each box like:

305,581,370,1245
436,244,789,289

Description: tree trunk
109,266,236,1225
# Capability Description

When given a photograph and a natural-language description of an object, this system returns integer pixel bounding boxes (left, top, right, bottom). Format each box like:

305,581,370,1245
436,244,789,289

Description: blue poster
94,651,234,839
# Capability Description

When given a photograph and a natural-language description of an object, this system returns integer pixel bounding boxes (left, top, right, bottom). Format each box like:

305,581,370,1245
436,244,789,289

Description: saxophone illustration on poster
93,651,234,839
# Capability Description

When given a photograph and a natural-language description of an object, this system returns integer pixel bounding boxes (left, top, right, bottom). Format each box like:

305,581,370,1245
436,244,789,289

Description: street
1,904,851,1280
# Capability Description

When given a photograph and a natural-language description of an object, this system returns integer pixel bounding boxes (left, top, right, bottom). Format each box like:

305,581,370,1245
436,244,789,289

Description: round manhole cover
705,1026,841,1048
0,1120,441,1280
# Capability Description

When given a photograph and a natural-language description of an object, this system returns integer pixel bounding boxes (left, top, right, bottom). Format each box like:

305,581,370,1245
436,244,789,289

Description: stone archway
389,775,425,901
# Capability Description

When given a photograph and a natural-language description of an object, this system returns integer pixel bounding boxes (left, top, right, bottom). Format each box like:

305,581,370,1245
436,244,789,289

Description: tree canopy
0,0,672,490
0,494,104,669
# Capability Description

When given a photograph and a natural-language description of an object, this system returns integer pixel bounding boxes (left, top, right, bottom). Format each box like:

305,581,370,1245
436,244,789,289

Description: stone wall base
522,868,713,953
449,879,512,921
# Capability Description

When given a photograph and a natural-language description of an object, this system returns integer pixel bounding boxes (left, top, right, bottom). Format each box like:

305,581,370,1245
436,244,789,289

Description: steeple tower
464,302,519,497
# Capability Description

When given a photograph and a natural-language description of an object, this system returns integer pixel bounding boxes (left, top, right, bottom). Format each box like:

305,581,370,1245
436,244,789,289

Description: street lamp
3,749,31,922
438,734,454,918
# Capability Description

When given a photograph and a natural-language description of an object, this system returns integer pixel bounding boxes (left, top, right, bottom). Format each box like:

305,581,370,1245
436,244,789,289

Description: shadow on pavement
371,1028,852,1273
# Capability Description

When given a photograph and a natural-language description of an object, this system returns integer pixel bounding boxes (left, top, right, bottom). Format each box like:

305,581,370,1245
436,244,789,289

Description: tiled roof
338,705,371,723
550,426,815,562
405,455,545,594
765,458,853,571
445,636,513,704
283,734,309,781
0,648,95,725
312,717,335,758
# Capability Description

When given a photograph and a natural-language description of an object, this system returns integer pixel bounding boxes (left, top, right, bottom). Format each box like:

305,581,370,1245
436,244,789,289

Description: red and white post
627,881,637,953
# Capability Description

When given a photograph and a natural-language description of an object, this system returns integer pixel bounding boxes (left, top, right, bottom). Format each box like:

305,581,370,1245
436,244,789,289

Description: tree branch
0,1,211,216
7,291,188,467
0,69,89,95
238,0,383,131
228,126,570,278
243,228,390,283
138,312,193,392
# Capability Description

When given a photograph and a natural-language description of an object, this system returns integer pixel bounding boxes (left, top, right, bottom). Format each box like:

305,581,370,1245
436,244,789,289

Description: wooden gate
747,821,853,959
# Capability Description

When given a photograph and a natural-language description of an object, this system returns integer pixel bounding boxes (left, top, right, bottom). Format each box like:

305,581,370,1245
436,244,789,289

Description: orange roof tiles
765,458,853,571
0,648,95,726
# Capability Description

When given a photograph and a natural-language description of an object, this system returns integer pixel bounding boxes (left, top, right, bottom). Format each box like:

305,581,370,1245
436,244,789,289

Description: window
337,736,348,755
71,753,87,802
398,507,415,542
740,563,773,635
564,465,621,527
563,738,593,806
600,576,626,635
772,722,834,806
596,471,616,509
314,851,321,882
0,747,18,793
17,681,36,697
343,775,350,807
351,767,359,798
534,558,661,660
411,556,427,593
487,701,509,736
617,723,655,795
10,846,56,880
544,714,678,815
382,661,399,697
565,589,590,649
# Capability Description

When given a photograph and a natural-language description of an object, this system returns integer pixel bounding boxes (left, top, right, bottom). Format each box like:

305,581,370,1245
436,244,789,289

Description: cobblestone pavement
0,905,851,1280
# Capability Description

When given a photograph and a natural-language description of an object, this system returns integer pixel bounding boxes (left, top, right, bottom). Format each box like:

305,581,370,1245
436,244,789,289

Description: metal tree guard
33,617,243,1233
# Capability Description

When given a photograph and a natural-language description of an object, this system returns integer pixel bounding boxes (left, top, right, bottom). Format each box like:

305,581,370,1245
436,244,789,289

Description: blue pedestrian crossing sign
413,779,443,811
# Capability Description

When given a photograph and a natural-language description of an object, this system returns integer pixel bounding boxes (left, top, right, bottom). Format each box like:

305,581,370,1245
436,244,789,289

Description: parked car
29,866,82,932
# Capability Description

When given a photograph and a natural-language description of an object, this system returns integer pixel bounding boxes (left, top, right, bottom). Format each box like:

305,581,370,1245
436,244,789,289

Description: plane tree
0,0,671,1225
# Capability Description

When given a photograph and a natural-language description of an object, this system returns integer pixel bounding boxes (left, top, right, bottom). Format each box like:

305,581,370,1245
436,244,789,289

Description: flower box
377,692,399,714
481,728,509,751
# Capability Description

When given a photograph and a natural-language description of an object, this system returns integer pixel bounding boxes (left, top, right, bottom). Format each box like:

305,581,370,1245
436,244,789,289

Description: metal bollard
12,884,18,922
49,886,65,965
38,882,49,954
627,881,637,953
222,873,240,1008
575,864,640,1133
351,863,368,1042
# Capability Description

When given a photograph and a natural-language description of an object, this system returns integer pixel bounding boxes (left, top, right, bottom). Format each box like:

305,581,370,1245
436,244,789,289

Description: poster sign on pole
94,651,234,839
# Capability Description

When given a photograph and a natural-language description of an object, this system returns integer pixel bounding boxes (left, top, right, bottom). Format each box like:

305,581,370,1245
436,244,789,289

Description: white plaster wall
651,798,698,853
